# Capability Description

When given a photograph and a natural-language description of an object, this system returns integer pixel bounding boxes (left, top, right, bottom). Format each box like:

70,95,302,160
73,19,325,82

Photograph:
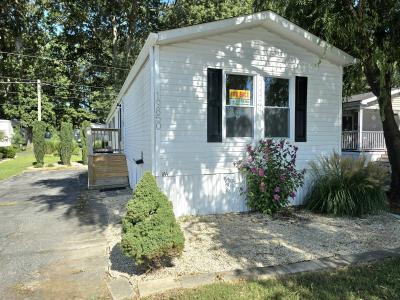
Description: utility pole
37,79,41,121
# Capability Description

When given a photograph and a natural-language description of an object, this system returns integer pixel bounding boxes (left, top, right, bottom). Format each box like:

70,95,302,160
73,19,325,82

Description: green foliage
32,121,46,166
0,146,17,158
44,133,60,155
72,140,80,156
121,172,184,268
12,126,25,147
306,153,388,217
80,120,90,165
235,139,305,215
59,122,73,165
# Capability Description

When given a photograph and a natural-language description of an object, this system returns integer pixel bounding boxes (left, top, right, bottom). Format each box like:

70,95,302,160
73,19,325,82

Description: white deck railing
361,131,386,150
342,130,386,151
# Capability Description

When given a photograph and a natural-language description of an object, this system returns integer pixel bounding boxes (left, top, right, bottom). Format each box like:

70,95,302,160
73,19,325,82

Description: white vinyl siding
155,26,343,215
123,58,152,186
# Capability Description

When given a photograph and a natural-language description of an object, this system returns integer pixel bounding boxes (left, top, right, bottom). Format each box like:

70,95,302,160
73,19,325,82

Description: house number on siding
161,171,168,177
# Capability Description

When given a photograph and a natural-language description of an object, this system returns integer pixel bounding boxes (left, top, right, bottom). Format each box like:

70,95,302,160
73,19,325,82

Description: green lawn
0,149,81,181
149,258,400,300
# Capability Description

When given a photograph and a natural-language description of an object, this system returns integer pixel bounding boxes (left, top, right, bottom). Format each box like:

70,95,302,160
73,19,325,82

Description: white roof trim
107,11,356,122
106,33,158,123
361,88,400,105
157,11,356,67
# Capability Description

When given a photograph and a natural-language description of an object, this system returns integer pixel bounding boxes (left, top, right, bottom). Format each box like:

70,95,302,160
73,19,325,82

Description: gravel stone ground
97,189,400,289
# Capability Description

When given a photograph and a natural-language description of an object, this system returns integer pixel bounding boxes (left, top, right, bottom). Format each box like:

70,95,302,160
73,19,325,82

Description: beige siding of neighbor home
155,26,343,215
366,95,400,112
122,58,152,186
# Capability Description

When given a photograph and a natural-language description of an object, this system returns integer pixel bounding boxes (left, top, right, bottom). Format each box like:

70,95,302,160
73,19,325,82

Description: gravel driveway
0,169,111,300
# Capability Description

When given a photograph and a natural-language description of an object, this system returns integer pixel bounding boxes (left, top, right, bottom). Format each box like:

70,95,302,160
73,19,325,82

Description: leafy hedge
306,152,388,216
0,147,17,158
33,121,46,166
59,122,74,165
121,172,184,268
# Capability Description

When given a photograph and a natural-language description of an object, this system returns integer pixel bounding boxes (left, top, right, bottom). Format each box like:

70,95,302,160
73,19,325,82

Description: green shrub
0,146,17,158
59,122,73,165
12,126,25,148
44,133,60,154
306,152,388,217
121,172,185,268
80,120,90,165
72,140,80,156
33,121,46,166
235,139,305,215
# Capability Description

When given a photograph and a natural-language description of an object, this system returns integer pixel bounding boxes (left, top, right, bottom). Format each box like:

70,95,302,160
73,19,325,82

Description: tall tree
254,0,400,204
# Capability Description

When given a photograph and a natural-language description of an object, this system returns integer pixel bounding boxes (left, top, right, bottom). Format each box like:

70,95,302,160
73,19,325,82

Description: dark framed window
264,77,290,137
225,74,254,137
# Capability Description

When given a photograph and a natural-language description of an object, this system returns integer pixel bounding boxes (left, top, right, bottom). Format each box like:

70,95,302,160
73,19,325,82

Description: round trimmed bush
121,172,184,268
33,121,46,166
306,152,388,216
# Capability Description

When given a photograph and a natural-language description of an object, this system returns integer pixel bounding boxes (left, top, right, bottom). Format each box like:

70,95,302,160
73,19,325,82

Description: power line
0,76,115,91
0,50,130,71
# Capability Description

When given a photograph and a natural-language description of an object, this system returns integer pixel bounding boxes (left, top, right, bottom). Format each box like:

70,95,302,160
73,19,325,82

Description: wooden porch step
88,154,129,189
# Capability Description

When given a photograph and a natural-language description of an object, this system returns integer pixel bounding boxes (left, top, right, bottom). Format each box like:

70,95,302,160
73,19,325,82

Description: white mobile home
0,119,13,147
107,11,355,216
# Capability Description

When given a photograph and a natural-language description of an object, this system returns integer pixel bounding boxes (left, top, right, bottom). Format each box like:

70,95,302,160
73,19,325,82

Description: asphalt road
0,169,111,299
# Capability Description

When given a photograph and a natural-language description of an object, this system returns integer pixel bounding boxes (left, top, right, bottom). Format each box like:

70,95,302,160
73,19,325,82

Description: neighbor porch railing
342,130,386,151
88,128,122,154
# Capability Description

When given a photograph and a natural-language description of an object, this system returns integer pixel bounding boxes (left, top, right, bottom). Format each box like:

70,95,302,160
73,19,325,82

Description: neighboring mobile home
107,11,355,216
342,88,400,161
0,119,13,147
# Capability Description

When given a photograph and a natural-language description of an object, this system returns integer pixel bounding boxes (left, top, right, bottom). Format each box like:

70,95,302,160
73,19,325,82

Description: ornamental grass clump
306,152,388,217
235,139,305,215
121,172,184,269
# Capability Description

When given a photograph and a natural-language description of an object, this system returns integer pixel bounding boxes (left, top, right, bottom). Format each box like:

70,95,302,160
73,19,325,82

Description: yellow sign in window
229,89,251,106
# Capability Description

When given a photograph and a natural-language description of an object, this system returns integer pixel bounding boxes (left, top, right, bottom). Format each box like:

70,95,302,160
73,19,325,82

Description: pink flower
280,175,286,182
273,194,280,201
251,167,257,174
258,168,265,177
274,186,280,193
290,192,296,198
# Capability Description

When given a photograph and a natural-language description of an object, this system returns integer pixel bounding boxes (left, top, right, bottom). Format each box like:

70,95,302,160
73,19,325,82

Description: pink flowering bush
235,139,305,215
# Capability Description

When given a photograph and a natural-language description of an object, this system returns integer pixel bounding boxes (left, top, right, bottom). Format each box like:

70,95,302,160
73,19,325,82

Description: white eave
107,10,356,122
360,88,400,105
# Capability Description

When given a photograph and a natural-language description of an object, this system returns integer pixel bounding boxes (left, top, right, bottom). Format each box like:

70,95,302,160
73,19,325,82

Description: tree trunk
365,59,400,206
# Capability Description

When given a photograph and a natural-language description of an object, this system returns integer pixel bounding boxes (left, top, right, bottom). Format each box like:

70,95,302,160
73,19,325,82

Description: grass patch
0,149,80,181
148,257,400,300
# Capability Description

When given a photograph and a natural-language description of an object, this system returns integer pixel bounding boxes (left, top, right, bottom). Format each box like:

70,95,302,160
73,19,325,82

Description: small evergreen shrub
59,122,74,165
0,147,17,158
121,172,184,268
306,152,388,216
235,139,305,215
80,120,90,164
33,121,46,166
